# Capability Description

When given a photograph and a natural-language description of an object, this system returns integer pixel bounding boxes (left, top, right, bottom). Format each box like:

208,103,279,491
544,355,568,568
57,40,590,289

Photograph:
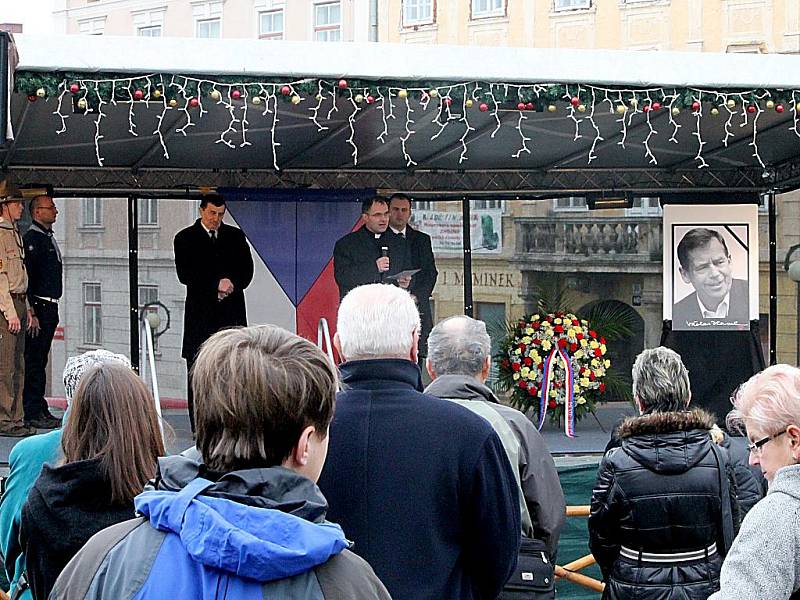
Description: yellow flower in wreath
604,359,611,368
549,390,558,398
580,377,591,387
589,340,600,350
577,396,587,405
573,349,584,359
521,367,530,377
513,373,520,380
525,328,534,335
542,340,552,351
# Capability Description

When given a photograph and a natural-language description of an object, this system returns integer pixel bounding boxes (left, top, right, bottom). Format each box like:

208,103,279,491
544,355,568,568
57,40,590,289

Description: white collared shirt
697,291,731,319
390,227,407,238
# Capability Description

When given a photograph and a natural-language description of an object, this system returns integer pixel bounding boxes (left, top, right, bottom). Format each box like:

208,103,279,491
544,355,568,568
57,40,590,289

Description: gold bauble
397,89,408,99
291,94,301,105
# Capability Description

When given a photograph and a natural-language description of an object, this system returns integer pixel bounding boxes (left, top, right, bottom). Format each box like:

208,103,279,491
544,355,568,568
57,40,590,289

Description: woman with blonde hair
19,362,165,600
710,364,800,599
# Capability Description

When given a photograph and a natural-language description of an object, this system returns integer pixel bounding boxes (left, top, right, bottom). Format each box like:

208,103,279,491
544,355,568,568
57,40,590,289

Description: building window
138,25,162,37
553,196,588,211
82,198,103,227
314,2,341,41
472,199,505,211
472,0,505,18
138,198,159,226
554,0,591,11
83,283,102,345
139,285,160,350
78,17,106,35
196,17,221,38
259,9,284,39
403,0,434,25
625,197,662,216
475,301,506,385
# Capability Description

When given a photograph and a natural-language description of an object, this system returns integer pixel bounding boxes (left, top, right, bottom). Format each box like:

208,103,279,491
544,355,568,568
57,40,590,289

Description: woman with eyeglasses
709,364,800,600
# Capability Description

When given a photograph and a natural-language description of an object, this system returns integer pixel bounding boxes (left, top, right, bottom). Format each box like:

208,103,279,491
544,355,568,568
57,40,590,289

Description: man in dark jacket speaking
318,283,521,600
173,194,253,431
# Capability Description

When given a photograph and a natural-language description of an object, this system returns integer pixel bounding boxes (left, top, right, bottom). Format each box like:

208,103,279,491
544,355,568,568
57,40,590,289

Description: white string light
31,74,800,171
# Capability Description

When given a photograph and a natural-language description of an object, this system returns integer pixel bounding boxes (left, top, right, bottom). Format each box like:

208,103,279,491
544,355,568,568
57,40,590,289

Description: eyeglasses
747,430,787,455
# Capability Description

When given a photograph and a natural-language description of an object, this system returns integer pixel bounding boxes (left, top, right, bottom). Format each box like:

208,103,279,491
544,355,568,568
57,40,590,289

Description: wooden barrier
555,505,605,594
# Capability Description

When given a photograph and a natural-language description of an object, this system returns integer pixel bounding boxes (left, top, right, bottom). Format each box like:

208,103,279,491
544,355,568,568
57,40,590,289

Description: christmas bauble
429,89,439,98
672,107,680,116
169,99,178,108
69,83,80,94
577,104,586,113
291,94,301,105
652,102,661,110
776,104,785,113
465,99,473,108
338,79,348,89
210,90,221,101
133,89,144,100
479,102,489,112
355,94,364,103
398,89,408,99
570,96,580,107
281,86,291,96
153,89,162,99
189,98,199,108
547,104,557,113
517,102,526,111
231,89,241,100
766,100,775,109
77,98,87,109
36,88,46,98
366,95,375,104
616,105,626,114
726,99,736,109
710,107,720,116
252,96,262,106
747,104,757,114
691,101,701,111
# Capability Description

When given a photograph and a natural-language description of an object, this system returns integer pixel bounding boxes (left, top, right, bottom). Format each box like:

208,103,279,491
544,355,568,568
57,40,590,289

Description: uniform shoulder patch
28,245,34,251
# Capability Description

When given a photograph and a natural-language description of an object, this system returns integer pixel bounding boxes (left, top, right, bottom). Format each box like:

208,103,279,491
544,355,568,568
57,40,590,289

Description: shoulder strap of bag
708,440,735,554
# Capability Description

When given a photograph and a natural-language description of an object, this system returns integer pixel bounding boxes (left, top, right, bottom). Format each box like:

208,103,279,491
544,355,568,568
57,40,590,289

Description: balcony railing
515,216,663,271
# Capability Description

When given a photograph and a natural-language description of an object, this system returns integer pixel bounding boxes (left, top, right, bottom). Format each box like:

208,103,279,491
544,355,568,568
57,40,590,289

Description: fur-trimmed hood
617,408,717,439
617,409,720,475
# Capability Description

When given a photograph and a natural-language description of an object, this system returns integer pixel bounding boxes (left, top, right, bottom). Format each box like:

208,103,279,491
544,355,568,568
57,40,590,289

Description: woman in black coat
589,347,737,600
19,362,165,600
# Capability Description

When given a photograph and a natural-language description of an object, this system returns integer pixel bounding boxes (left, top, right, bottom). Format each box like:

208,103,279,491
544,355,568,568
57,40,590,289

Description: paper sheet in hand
385,269,421,281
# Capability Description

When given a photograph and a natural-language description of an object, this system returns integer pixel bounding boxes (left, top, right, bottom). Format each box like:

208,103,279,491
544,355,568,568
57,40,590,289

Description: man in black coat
319,283,520,600
23,192,63,429
173,194,253,431
333,196,410,300
388,193,438,359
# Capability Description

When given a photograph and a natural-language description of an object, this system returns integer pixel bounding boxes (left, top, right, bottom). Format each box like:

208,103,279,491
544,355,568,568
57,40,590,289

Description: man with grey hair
319,283,521,600
0,349,131,600
589,347,736,599
424,315,565,559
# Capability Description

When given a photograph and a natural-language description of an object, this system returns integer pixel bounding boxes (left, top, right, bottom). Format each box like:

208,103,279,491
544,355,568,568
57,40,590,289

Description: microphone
380,246,388,281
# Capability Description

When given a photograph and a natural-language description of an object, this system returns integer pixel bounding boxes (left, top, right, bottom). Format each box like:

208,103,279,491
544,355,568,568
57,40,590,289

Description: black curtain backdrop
661,320,766,427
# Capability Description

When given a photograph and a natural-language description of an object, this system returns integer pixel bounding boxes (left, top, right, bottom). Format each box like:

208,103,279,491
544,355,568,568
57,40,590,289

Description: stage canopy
2,33,800,196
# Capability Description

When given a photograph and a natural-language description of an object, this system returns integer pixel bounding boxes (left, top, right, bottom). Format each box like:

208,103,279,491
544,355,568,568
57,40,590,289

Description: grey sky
0,0,55,35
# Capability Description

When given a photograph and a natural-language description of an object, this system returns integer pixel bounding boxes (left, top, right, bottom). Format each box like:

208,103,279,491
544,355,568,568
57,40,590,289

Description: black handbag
499,537,555,599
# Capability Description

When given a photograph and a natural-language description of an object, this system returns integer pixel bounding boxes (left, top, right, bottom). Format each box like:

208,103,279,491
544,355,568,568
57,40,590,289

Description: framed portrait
663,204,759,331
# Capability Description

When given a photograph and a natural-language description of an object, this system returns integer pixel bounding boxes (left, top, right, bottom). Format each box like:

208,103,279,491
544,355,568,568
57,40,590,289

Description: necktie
210,230,217,242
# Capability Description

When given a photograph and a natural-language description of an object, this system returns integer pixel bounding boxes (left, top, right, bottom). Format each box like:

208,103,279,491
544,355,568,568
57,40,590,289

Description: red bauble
69,83,80,94
747,104,757,114
443,97,453,107
133,89,144,100
27,95,37,103
517,102,526,111
643,104,650,112
231,89,241,100
479,102,489,112
525,102,534,110
366,95,375,104
337,79,348,89
691,101,701,110
652,101,661,110
280,85,291,96
776,104,785,113
189,98,199,108
570,96,580,107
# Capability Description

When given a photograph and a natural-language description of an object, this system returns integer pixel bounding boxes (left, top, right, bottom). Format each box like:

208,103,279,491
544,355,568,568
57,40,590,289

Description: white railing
140,312,164,437
317,317,335,365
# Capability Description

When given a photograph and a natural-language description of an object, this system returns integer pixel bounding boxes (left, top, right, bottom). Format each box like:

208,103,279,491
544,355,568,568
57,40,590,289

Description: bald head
31,195,57,226
427,315,492,380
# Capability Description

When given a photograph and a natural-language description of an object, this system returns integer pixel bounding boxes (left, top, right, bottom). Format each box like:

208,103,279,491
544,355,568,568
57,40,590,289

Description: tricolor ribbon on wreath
537,346,576,438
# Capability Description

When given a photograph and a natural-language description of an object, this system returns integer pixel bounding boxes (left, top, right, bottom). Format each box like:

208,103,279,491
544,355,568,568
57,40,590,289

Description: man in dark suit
333,196,409,300
173,194,254,431
673,227,749,327
388,193,438,360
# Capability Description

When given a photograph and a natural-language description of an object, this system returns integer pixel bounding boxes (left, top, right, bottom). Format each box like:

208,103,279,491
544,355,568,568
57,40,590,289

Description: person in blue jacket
318,283,521,600
49,325,391,600
0,349,130,600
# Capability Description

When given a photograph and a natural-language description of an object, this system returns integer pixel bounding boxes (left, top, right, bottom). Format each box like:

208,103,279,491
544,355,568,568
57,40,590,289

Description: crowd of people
2,183,800,598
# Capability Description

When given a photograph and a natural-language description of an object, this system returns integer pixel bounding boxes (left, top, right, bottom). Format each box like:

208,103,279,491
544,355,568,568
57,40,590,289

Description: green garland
14,70,800,111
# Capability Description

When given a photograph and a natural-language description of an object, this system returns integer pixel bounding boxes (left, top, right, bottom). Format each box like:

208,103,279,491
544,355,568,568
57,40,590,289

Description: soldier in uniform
0,181,35,437
23,190,62,429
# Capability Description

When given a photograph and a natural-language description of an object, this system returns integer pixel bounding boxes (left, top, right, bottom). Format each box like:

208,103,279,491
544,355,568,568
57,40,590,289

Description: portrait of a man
672,226,749,330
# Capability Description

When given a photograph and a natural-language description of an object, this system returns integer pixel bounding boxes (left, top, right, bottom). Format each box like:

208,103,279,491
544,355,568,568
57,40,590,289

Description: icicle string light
20,72,800,171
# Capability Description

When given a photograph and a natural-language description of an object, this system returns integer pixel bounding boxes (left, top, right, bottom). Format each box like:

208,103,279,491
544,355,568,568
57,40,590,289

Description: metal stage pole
128,195,140,372
462,196,473,317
